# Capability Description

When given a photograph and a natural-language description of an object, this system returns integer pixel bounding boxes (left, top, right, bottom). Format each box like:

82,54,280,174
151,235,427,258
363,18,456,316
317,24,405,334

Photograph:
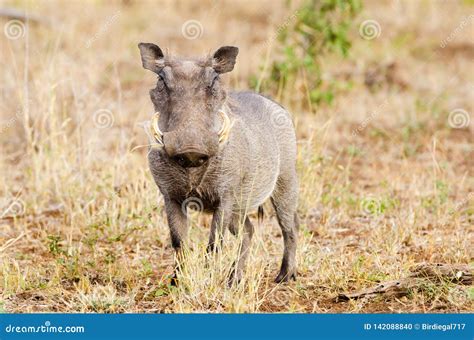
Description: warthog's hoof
170,272,179,286
274,269,297,283
227,268,243,287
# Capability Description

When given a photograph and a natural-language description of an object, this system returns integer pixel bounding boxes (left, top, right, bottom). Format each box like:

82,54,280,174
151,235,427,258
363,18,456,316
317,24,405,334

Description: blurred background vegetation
253,0,361,107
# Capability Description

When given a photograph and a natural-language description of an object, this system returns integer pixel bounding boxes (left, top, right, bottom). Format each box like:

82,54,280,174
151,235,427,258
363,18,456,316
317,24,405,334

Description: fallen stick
410,263,472,285
336,263,472,302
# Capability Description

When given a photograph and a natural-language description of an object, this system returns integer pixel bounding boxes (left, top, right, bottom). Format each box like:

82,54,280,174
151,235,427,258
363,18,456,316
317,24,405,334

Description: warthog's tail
257,205,264,225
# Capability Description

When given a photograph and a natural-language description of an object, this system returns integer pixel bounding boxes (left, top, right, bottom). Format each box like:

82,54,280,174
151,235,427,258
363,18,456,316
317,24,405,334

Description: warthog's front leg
164,197,189,285
206,199,235,253
228,216,254,286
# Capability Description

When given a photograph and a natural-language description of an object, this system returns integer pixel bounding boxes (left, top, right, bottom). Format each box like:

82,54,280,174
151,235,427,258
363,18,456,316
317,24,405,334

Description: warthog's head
138,43,238,168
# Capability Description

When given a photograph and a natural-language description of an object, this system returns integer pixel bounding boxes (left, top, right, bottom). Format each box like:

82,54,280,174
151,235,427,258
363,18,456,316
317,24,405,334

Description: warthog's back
220,91,297,211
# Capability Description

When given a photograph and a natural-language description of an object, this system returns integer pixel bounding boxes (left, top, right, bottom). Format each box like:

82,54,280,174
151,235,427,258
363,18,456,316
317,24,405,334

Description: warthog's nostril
172,152,209,168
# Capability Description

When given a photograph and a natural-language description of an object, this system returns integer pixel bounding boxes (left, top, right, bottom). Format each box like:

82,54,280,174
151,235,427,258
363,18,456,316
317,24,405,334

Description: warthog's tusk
218,110,232,144
151,112,164,146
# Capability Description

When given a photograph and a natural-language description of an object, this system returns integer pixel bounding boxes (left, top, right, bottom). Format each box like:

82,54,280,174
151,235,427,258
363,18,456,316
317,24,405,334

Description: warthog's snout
172,150,209,168
151,109,232,168
161,128,215,168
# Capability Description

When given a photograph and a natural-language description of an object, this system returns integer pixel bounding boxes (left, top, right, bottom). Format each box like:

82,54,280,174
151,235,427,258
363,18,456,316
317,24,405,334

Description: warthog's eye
155,77,165,92
210,75,219,89
157,72,169,92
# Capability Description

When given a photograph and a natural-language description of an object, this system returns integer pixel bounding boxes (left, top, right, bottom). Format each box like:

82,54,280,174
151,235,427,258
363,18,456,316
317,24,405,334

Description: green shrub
253,0,361,107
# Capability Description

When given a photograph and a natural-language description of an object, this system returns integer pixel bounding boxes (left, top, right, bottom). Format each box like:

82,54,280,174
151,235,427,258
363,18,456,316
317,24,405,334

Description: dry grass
0,0,473,313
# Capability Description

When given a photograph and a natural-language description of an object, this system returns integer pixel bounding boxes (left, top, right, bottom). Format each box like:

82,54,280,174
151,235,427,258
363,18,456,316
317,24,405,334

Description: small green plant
47,235,64,256
253,0,361,107
104,250,116,264
347,144,363,157
359,196,399,216
421,180,450,211
435,180,449,204
140,259,153,278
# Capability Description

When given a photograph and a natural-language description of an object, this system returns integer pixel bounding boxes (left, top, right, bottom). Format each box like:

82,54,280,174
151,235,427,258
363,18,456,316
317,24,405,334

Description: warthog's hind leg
271,175,298,283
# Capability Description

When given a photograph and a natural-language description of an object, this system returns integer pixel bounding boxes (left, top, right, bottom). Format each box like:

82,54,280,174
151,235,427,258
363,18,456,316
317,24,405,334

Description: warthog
138,43,299,284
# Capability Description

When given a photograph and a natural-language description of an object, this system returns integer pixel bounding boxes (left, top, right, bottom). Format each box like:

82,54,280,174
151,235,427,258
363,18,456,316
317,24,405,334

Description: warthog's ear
138,42,165,73
212,46,239,74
